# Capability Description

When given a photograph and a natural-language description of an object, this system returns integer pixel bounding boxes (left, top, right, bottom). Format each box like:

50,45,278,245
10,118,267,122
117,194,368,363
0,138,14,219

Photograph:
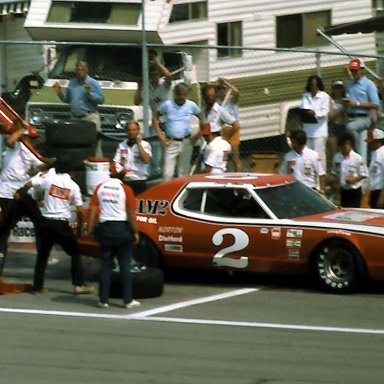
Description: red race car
81,173,384,293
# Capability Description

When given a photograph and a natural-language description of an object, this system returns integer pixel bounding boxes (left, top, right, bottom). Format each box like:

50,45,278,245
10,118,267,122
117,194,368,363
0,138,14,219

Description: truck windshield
49,45,142,82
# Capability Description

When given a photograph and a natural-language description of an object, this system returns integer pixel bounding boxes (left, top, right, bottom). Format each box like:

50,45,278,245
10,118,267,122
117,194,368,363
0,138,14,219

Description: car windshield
49,46,142,82
256,181,336,219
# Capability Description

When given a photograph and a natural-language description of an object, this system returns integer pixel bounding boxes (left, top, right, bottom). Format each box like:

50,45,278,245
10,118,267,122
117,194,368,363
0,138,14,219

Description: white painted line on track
0,288,258,321
1,287,384,335
130,288,259,318
140,316,384,335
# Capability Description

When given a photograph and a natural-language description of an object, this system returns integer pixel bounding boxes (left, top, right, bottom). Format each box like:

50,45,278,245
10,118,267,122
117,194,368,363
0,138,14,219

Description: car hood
293,208,384,232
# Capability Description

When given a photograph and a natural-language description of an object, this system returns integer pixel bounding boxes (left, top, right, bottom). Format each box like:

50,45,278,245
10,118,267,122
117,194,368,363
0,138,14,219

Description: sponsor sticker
164,244,183,252
288,249,300,259
286,239,301,248
271,227,281,239
260,227,269,234
287,229,303,238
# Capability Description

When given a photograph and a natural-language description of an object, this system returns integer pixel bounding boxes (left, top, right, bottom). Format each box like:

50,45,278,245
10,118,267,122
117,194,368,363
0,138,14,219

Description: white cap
372,129,384,140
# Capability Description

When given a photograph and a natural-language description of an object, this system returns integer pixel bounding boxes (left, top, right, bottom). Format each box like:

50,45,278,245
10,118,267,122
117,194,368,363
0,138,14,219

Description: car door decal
212,228,249,268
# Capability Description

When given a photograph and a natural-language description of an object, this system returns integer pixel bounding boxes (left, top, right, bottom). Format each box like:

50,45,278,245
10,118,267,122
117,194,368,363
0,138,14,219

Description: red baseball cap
349,58,365,71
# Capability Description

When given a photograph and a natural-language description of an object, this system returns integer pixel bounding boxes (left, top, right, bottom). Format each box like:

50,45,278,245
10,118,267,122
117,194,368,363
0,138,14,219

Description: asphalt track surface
1,249,384,384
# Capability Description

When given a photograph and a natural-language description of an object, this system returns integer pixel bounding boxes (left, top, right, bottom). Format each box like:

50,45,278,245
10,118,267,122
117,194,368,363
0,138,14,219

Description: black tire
45,120,97,148
45,146,96,170
313,240,366,293
111,267,164,299
133,235,161,268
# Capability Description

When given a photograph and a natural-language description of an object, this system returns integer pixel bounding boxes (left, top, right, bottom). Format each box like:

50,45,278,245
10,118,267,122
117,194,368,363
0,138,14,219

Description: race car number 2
212,228,249,268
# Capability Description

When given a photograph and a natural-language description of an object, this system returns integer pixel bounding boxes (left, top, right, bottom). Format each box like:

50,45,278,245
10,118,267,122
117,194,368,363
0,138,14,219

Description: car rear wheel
133,235,161,268
314,240,366,293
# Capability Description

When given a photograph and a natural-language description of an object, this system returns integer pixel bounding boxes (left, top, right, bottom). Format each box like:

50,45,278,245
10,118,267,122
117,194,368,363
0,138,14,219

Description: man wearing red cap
197,122,231,174
342,58,380,163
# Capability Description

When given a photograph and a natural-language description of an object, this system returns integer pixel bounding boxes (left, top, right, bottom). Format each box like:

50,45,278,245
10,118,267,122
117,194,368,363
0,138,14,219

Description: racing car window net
255,181,335,219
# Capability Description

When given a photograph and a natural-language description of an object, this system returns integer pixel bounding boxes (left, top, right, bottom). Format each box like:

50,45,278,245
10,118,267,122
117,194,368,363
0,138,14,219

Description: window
276,10,331,48
170,1,207,23
217,21,242,58
47,1,141,25
372,0,384,14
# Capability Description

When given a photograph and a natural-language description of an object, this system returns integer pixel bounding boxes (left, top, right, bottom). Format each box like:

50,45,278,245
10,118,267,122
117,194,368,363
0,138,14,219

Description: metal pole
317,28,380,79
141,0,150,137
315,50,321,77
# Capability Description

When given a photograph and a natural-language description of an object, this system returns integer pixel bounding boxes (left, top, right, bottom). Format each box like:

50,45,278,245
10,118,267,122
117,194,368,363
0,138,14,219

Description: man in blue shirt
53,60,105,156
343,58,380,162
153,83,203,181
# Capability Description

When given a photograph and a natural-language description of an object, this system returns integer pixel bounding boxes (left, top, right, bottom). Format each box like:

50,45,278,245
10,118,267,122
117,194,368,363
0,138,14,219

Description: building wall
0,14,44,93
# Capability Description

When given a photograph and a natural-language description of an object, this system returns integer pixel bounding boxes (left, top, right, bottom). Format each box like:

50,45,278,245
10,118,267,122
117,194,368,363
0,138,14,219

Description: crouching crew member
110,120,152,195
16,155,94,294
87,172,141,309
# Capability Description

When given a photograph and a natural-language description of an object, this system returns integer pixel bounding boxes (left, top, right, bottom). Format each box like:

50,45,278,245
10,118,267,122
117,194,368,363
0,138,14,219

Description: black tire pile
44,120,98,193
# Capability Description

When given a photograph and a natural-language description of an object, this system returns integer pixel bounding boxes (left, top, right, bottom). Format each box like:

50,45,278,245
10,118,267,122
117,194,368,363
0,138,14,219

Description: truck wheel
110,267,164,299
45,147,96,170
45,120,97,147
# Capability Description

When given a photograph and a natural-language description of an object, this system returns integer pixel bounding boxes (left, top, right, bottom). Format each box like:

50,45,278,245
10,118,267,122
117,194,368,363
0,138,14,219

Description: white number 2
212,228,249,268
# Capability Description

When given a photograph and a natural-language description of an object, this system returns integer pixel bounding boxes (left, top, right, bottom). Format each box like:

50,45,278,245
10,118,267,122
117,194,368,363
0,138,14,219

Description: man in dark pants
17,156,94,294
0,124,47,272
87,172,140,309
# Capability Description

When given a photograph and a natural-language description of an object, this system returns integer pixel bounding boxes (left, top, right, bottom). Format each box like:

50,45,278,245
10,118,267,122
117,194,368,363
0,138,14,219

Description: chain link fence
1,40,383,183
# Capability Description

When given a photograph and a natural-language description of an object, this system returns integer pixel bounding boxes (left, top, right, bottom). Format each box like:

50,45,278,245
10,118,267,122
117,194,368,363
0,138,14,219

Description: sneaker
31,287,46,294
48,257,59,265
73,285,95,294
97,302,109,309
125,300,141,309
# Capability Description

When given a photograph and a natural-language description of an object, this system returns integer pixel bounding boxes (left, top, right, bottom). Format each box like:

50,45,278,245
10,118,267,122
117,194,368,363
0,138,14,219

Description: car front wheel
314,241,365,293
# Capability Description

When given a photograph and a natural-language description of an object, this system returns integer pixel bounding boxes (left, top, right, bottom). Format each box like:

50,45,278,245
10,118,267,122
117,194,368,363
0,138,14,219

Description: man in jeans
343,58,380,162
87,172,140,309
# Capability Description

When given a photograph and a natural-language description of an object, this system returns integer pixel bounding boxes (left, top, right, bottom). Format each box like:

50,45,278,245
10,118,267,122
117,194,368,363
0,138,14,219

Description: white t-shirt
0,141,43,199
146,78,171,113
91,177,136,223
368,145,384,191
279,146,325,189
204,136,232,174
300,90,330,138
32,171,83,220
332,150,368,190
112,140,152,181
203,102,236,127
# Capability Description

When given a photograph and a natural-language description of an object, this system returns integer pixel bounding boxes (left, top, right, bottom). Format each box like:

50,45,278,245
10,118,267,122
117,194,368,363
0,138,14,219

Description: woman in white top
300,75,330,170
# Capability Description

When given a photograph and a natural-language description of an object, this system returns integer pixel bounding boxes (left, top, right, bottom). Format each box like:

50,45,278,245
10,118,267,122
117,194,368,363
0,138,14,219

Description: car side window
204,188,269,218
180,188,205,212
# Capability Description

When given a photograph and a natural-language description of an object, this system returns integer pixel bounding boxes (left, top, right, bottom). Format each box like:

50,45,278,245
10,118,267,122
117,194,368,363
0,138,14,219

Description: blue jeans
95,222,133,304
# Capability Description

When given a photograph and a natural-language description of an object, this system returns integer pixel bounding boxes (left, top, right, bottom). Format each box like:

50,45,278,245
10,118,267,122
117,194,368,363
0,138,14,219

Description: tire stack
44,120,98,193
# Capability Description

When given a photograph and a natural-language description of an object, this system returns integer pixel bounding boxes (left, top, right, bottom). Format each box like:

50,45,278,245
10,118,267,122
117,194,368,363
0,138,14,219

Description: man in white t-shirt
196,122,231,174
367,128,384,208
16,155,94,294
0,125,46,269
331,130,368,208
111,120,152,195
280,130,326,193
